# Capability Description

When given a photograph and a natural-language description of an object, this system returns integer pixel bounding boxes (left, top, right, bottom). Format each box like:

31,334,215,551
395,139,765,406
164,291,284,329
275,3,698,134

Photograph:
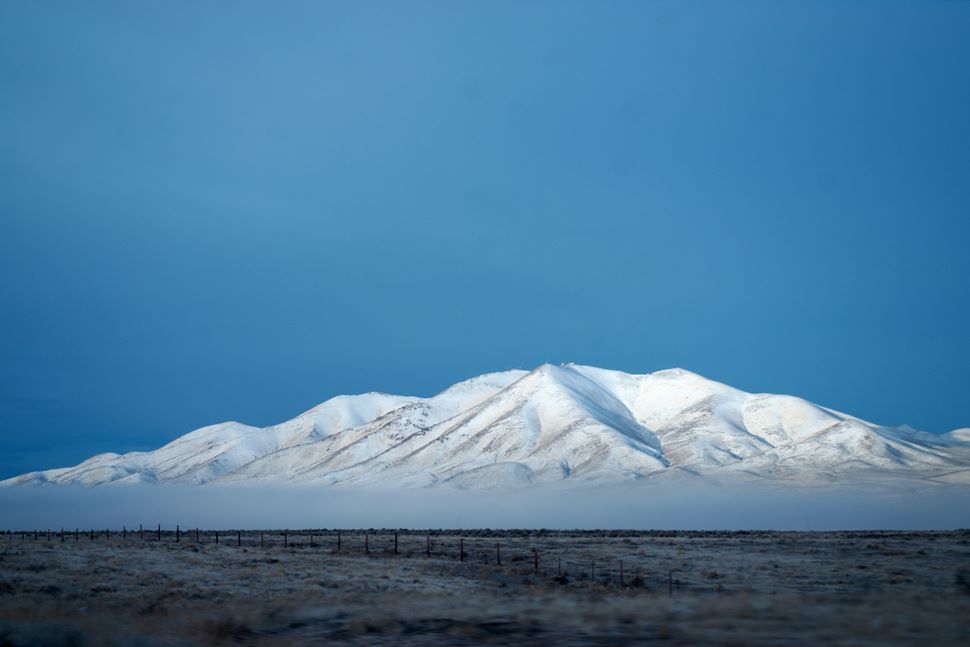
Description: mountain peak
3,365,968,490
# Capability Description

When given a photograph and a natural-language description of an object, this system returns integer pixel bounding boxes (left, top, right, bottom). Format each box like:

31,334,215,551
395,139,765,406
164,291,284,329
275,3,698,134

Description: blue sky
1,1,969,478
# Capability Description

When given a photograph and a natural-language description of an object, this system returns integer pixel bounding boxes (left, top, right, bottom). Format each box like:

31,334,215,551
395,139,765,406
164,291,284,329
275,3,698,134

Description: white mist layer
1,484,968,531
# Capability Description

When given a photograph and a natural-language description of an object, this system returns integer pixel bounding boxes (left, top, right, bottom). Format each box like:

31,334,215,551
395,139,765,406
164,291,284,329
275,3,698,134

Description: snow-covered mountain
4,364,970,489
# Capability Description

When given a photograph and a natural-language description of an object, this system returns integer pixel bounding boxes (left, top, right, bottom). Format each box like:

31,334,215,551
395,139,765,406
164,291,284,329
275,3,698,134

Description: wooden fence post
394,532,399,555
123,526,127,541
60,528,64,543
426,535,431,557
619,560,624,586
460,537,464,562
90,529,94,542
365,533,369,554
337,530,341,552
237,530,241,547
157,524,161,541
496,542,501,566
260,533,264,549
75,528,79,542
215,531,219,544
668,570,673,596
284,530,288,548
195,528,199,543
176,525,180,543
534,549,539,575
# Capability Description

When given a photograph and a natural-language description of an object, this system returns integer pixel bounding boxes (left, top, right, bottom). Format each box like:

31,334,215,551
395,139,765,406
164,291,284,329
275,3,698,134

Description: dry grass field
1,529,969,645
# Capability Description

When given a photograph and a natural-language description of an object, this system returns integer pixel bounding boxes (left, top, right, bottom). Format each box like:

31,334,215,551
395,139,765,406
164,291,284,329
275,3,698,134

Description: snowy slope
3,364,969,489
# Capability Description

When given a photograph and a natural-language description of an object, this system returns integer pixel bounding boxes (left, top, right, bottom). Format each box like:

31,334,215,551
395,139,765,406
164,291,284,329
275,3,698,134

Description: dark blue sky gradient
2,1,969,478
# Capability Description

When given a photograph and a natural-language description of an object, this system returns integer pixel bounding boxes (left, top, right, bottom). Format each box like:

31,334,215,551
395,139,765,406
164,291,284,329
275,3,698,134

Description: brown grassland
1,529,969,645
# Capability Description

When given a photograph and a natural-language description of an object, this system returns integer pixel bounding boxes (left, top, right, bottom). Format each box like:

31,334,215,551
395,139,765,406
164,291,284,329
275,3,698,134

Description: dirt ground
1,529,968,645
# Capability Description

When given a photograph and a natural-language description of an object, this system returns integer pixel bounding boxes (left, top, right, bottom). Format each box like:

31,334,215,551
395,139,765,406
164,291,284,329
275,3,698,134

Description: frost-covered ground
1,530,969,645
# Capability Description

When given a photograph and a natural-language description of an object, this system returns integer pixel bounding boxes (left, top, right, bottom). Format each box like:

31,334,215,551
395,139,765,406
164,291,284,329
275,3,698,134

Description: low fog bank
1,483,967,531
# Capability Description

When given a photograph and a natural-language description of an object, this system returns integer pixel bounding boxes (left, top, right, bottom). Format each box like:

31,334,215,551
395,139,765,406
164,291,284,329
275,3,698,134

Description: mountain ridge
4,364,969,489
